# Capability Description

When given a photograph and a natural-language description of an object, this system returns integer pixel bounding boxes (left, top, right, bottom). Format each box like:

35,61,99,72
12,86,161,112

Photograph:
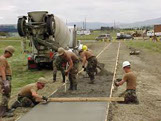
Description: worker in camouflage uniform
10,77,48,112
79,49,97,84
0,46,15,118
57,47,79,90
53,53,67,83
115,61,139,104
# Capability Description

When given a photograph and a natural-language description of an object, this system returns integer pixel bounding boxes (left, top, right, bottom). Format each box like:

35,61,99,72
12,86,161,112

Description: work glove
114,78,121,87
42,96,48,102
82,66,86,71
2,80,10,94
114,81,119,87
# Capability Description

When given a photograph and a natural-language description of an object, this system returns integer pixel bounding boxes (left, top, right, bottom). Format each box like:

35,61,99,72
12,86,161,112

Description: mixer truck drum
46,15,55,35
17,17,27,37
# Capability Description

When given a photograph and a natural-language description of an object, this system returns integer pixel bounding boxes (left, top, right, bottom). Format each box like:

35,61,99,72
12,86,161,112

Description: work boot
2,112,14,118
0,106,7,117
88,78,95,84
62,75,65,83
68,82,73,90
73,84,77,90
8,108,15,113
11,100,21,109
53,74,56,82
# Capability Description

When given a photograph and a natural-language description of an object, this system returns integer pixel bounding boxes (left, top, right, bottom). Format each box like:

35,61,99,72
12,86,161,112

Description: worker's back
19,83,38,97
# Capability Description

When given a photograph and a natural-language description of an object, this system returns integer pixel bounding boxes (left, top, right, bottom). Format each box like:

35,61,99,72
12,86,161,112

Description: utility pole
114,20,116,29
66,19,68,25
85,17,86,30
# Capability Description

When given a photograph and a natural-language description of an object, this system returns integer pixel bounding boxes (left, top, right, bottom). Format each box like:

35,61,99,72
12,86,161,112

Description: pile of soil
52,71,113,98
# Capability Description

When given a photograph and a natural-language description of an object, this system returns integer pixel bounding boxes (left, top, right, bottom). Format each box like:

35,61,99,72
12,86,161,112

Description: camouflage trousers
53,64,66,82
119,89,138,103
86,56,97,81
69,60,79,86
0,76,12,107
11,95,38,109
0,76,12,117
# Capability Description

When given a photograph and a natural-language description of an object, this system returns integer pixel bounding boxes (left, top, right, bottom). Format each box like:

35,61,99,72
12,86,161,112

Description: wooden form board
48,97,124,102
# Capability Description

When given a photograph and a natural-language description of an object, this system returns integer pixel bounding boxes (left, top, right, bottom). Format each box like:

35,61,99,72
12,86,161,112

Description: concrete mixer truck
17,11,77,69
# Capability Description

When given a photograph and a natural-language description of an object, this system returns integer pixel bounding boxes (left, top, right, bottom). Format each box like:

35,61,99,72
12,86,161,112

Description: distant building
77,30,91,35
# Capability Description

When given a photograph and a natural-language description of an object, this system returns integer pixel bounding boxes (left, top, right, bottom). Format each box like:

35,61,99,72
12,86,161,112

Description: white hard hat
122,61,130,68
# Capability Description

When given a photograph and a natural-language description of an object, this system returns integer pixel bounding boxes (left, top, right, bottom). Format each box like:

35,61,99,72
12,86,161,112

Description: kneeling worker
115,61,139,104
11,77,48,111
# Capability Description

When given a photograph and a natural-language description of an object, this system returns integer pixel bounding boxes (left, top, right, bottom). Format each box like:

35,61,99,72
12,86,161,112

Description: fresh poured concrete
18,102,108,121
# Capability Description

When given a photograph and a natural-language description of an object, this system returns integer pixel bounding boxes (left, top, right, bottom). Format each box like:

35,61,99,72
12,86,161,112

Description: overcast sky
0,0,161,24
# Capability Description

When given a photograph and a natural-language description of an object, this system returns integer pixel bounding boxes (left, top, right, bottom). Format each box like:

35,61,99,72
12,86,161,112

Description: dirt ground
2,41,161,121
109,41,161,121
52,42,116,98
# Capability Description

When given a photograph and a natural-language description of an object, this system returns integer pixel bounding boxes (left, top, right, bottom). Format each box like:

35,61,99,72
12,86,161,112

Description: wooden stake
48,97,124,102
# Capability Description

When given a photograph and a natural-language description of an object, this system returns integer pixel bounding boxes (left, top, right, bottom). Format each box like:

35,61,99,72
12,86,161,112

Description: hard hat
58,47,65,56
37,77,47,84
82,45,88,51
5,46,15,55
122,61,130,68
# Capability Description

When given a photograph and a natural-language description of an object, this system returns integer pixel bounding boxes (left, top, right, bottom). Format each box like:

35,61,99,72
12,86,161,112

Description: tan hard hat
58,47,65,56
37,77,47,84
5,46,15,55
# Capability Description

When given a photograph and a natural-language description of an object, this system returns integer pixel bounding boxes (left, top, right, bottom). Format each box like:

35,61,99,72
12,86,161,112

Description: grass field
126,40,161,53
0,40,47,93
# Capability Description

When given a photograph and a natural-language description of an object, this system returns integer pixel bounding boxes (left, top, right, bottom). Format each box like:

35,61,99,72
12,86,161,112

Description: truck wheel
17,18,26,37
47,16,55,35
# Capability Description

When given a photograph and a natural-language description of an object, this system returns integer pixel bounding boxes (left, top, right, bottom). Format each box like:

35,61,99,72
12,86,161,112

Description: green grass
0,40,46,92
0,37,21,40
126,40,161,53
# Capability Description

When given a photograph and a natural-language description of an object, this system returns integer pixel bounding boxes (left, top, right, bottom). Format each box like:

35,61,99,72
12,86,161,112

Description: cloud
0,0,161,24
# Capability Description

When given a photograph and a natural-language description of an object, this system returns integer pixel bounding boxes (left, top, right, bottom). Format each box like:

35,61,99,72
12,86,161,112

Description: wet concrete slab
18,102,107,121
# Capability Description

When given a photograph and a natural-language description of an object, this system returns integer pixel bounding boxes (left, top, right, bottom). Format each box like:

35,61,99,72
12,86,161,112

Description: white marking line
96,43,111,58
104,42,121,121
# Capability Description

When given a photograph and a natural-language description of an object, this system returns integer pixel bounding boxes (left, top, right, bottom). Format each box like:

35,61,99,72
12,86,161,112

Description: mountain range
68,17,161,29
1,17,161,32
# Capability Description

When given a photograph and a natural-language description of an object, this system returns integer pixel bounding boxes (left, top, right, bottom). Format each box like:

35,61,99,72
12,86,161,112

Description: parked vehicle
147,30,161,37
117,33,134,40
95,34,112,41
147,31,154,37
17,11,78,69
77,30,91,35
